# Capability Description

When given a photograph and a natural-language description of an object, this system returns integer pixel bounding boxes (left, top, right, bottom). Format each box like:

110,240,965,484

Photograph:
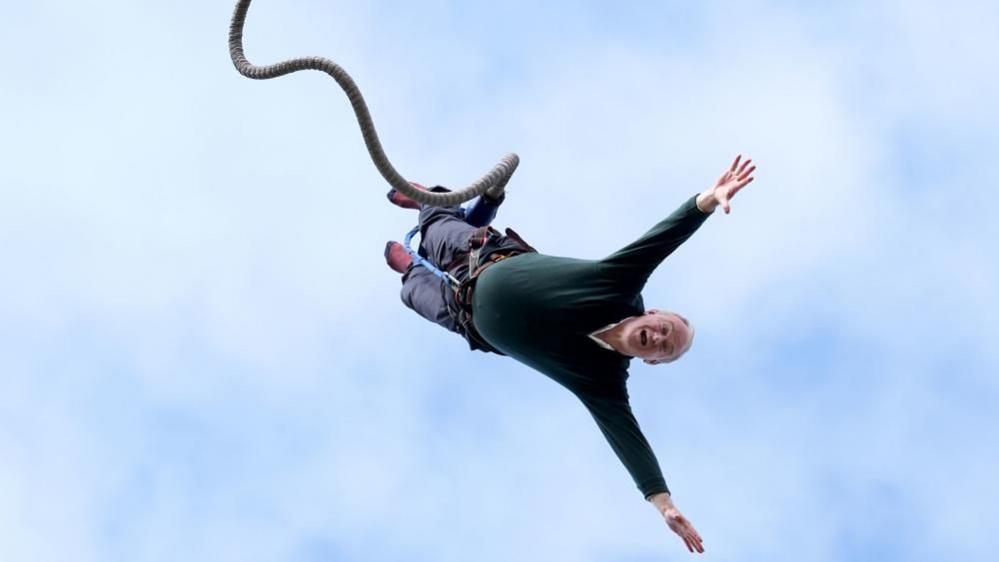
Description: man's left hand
648,492,705,554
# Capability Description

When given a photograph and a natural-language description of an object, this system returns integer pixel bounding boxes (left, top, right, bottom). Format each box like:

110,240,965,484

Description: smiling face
618,310,694,364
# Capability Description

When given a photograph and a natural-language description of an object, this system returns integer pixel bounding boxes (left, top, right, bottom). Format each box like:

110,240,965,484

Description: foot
384,241,413,274
386,181,428,210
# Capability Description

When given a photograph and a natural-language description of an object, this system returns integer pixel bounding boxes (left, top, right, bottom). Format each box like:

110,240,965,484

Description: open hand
699,154,756,214
649,493,705,554
663,507,705,554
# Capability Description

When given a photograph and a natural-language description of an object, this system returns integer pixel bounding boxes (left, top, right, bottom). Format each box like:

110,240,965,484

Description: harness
403,224,535,353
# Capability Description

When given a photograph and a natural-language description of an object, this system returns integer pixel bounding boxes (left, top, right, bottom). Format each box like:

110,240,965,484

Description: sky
2,0,998,561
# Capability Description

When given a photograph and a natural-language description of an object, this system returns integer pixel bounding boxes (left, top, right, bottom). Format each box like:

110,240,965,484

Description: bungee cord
228,0,520,206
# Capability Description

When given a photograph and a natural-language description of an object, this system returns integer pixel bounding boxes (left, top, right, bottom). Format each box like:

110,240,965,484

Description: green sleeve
577,389,670,499
600,194,712,292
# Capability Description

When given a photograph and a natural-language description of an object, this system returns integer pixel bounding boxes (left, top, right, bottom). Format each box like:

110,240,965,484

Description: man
385,156,756,554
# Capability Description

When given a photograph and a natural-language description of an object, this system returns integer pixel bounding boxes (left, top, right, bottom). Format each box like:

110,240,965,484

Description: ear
645,309,660,315
643,358,660,365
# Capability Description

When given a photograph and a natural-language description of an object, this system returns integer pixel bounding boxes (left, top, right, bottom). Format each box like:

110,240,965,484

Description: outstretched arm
577,389,705,554
577,392,669,498
696,154,756,214
599,155,757,292
599,196,712,291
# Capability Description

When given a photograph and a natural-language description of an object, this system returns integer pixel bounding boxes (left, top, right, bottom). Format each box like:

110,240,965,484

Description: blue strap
403,225,460,288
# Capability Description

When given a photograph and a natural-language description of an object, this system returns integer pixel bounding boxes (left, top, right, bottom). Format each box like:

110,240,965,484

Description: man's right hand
648,492,705,554
696,154,757,214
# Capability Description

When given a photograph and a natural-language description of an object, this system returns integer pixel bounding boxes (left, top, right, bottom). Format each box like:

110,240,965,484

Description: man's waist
446,227,533,281
443,228,535,355
452,246,529,305
471,248,523,277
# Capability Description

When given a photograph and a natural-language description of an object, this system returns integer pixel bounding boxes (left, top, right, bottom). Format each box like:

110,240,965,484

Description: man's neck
594,317,635,355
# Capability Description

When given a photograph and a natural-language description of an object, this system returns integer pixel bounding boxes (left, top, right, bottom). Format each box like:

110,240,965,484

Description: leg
415,192,525,273
417,200,477,269
400,264,460,333
463,192,505,227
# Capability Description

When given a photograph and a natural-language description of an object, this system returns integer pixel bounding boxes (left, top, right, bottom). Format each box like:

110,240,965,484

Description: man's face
620,310,693,364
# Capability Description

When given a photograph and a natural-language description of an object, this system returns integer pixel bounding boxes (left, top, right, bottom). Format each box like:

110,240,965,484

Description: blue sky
2,1,997,561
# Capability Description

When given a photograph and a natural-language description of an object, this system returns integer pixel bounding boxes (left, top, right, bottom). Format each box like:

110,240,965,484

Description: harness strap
403,225,461,289
404,222,535,355
503,227,536,253
467,226,498,275
451,250,520,355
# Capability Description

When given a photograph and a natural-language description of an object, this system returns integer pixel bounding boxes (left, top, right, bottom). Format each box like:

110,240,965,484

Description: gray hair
648,311,695,365
672,314,695,361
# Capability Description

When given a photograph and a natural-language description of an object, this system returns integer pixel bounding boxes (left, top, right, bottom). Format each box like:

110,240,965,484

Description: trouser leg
399,264,460,333
417,202,477,269
463,193,504,227
396,191,475,335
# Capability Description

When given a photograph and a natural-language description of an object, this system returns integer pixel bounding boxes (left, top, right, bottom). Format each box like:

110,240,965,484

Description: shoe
386,181,427,210
384,241,413,274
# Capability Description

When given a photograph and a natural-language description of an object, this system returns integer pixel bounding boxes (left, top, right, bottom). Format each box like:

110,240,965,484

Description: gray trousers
400,203,475,334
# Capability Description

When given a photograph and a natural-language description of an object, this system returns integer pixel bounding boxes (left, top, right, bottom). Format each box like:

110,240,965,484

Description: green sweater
471,195,712,498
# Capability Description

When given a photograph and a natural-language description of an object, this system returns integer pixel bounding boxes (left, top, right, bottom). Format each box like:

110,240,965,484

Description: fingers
732,175,755,194
684,523,705,553
689,531,705,553
727,164,756,207
717,155,757,215
678,525,705,554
